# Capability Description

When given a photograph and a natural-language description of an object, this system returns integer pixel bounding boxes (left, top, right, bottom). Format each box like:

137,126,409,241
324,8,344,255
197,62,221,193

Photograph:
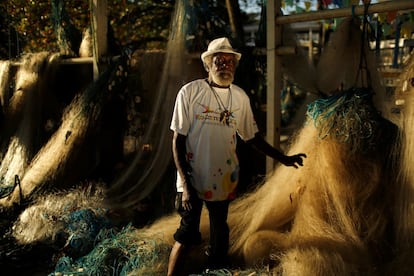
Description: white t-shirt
170,79,259,201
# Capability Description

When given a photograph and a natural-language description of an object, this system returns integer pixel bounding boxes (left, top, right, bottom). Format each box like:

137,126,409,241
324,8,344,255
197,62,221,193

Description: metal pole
277,0,414,25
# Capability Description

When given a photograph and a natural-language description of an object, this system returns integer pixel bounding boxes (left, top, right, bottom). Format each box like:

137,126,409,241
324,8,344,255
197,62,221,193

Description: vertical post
392,18,401,69
226,0,237,37
90,0,108,80
266,0,282,173
375,21,382,60
308,28,313,59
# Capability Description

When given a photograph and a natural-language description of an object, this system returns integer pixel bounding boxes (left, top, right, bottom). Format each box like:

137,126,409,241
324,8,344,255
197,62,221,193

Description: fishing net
50,225,171,276
12,183,108,245
306,87,383,153
107,0,212,208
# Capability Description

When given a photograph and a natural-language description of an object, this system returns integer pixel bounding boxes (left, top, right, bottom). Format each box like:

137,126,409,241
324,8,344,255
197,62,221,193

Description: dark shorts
173,191,230,256
173,192,203,245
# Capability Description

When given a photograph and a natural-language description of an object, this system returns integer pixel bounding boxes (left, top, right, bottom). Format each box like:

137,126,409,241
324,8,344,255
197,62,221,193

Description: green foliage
0,0,174,58
108,0,174,50
2,1,62,55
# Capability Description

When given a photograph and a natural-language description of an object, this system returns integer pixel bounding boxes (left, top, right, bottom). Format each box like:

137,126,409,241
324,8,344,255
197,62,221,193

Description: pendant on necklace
220,110,230,126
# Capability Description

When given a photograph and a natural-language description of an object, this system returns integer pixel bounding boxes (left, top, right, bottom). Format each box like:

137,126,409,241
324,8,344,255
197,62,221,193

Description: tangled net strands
0,60,12,113
226,9,400,275
314,15,388,116
0,53,61,196
12,183,108,245
12,185,169,275
306,87,382,154
385,53,414,275
61,208,112,256
227,106,398,274
0,51,130,208
13,187,265,276
50,225,171,276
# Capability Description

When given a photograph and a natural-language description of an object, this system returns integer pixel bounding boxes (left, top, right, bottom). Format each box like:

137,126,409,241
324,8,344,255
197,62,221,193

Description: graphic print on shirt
196,102,238,127
202,134,239,200
198,103,215,114
205,165,239,200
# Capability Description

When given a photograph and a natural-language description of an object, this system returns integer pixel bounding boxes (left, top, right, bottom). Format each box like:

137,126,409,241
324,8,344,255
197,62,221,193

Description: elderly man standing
167,37,306,275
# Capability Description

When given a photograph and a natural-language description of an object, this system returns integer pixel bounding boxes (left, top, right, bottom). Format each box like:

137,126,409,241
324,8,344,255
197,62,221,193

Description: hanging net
306,87,383,153
105,0,186,208
107,0,239,208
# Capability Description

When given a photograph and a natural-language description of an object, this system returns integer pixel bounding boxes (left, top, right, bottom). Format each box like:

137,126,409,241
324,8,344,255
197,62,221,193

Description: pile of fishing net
50,215,271,275
190,268,271,276
50,225,171,275
11,185,168,275
306,87,386,153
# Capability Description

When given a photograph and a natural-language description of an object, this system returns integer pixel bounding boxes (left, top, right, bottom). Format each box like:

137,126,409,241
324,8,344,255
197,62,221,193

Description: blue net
306,87,381,153
191,268,265,275
60,208,113,258
50,224,171,276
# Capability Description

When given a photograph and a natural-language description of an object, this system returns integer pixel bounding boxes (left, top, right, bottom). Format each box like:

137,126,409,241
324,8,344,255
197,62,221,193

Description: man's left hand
281,153,307,168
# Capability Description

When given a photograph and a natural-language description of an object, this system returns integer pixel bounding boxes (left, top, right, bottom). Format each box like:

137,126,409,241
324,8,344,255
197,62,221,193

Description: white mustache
218,70,233,75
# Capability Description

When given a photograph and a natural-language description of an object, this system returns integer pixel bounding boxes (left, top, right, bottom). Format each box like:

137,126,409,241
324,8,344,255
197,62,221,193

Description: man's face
209,53,237,87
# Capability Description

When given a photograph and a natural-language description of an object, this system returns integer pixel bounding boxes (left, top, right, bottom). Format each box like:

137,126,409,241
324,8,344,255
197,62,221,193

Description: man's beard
212,71,234,87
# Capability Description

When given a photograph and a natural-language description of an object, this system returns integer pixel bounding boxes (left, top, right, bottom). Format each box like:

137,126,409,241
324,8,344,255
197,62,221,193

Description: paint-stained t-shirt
170,79,258,201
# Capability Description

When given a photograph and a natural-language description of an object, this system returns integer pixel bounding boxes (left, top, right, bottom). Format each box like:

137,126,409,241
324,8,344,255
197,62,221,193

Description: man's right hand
182,187,192,211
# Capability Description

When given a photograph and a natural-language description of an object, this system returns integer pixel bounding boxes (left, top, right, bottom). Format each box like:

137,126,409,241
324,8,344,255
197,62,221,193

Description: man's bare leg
167,241,184,276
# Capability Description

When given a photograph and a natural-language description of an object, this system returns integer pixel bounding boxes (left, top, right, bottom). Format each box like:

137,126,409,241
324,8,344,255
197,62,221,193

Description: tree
0,0,174,58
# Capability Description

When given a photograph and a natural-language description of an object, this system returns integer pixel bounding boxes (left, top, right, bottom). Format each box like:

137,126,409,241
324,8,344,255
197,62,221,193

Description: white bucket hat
201,37,241,64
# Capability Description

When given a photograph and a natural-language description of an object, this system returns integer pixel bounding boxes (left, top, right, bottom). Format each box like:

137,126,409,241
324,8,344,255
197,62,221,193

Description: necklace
206,79,232,126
